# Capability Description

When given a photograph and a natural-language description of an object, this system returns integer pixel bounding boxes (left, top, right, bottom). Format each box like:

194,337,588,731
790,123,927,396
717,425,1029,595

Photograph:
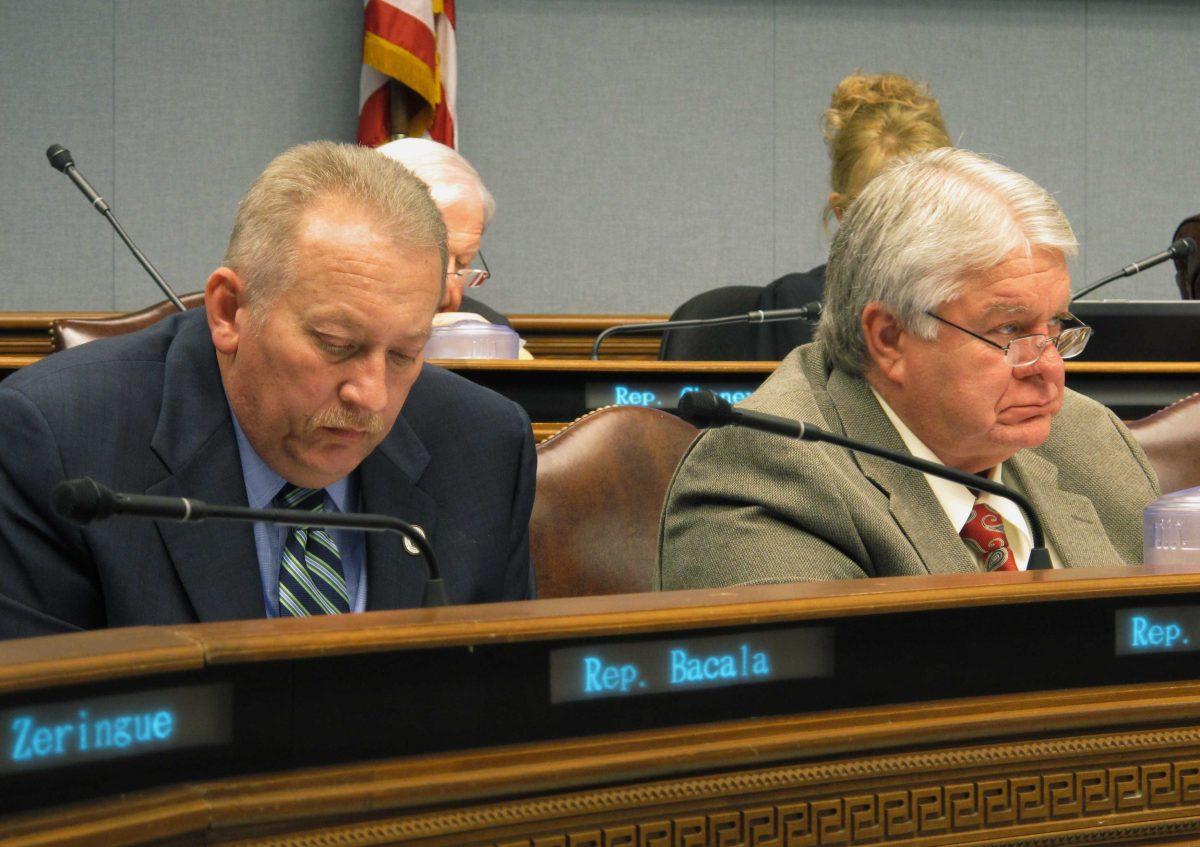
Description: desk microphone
52,477,447,607
45,144,187,312
590,301,822,360
1070,238,1196,302
677,390,1053,571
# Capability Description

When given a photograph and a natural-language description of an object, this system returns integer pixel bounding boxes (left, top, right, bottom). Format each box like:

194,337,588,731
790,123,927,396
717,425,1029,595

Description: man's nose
339,353,389,413
1014,339,1065,379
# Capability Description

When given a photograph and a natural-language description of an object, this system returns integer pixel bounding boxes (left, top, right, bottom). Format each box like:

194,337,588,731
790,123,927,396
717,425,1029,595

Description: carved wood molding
222,725,1200,846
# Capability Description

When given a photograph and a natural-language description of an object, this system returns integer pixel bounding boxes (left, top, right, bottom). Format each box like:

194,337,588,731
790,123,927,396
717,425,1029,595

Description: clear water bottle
1144,486,1200,566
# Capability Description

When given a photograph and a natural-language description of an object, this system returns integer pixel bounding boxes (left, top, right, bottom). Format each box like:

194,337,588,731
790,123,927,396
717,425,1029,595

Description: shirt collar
868,387,1031,548
228,408,352,512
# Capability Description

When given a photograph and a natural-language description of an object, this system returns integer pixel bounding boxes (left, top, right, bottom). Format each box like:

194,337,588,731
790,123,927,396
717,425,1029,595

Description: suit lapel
360,414,437,611
823,369,980,575
147,312,264,622
1006,449,1125,567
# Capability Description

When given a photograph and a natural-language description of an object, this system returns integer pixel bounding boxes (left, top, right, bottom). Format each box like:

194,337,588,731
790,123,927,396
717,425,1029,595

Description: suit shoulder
739,345,827,422
405,364,530,431
2,312,187,398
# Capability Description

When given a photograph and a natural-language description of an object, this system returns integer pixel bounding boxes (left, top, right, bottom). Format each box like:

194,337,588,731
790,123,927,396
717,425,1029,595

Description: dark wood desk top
3,566,1197,695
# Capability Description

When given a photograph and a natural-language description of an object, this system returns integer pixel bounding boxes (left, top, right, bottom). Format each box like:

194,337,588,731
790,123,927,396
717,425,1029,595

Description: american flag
358,0,458,148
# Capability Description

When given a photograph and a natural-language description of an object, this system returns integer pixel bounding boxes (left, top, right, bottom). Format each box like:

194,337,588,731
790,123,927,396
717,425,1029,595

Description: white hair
817,147,1078,375
375,137,496,226
223,141,448,319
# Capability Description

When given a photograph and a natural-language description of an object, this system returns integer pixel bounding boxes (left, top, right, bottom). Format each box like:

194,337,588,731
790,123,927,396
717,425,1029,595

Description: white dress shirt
871,388,1062,570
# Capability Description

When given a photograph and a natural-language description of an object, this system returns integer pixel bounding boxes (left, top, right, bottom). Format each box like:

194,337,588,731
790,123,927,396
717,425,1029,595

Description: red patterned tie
960,501,1018,572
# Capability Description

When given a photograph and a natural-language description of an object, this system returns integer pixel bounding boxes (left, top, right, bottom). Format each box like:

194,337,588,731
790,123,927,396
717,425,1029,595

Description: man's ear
205,267,246,355
861,301,907,386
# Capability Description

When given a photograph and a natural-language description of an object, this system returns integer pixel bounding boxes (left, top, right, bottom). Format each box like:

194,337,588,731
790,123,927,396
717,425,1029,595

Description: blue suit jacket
0,309,536,639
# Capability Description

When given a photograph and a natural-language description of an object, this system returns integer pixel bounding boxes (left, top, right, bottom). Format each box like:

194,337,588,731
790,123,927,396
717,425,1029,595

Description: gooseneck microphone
45,144,186,312
52,477,448,607
590,301,822,360
1070,237,1196,302
678,390,1053,571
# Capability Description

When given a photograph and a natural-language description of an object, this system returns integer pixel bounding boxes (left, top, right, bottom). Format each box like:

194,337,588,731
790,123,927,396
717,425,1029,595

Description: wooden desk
443,359,1200,438
5,569,1200,845
3,310,1198,440
0,311,666,363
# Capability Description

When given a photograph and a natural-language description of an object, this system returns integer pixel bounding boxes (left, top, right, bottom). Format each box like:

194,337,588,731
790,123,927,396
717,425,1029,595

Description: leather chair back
1128,392,1200,495
532,406,698,598
51,292,205,352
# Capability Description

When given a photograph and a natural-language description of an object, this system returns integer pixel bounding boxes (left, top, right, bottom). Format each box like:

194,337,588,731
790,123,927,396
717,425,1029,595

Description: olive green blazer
658,343,1159,588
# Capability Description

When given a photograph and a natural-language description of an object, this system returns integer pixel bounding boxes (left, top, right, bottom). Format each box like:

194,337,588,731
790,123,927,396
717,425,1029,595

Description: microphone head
677,390,734,426
52,478,113,525
46,144,74,173
1173,237,1197,259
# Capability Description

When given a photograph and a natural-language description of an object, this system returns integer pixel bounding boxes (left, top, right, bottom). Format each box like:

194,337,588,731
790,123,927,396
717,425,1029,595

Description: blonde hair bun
822,73,951,224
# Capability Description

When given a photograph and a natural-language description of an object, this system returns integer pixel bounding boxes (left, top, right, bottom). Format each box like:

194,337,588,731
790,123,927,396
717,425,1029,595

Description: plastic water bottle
1144,486,1200,566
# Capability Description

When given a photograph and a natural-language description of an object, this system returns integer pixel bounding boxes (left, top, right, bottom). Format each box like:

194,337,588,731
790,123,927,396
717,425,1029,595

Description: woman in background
753,72,952,359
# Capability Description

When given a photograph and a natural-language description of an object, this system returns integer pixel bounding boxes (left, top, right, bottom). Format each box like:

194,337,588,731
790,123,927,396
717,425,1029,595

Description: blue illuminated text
613,386,659,407
1128,615,1189,650
583,657,643,693
9,709,174,764
670,643,771,685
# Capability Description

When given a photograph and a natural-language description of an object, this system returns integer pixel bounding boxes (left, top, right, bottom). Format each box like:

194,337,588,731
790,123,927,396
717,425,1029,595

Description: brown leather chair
1128,392,1200,495
532,405,698,598
1173,214,1200,299
50,292,205,352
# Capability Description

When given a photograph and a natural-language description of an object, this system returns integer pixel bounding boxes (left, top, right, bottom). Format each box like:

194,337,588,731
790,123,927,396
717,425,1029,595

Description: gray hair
817,147,1078,375
223,141,448,318
375,137,496,226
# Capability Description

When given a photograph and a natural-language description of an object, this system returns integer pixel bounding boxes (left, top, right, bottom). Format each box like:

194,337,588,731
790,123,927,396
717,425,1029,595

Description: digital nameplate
584,381,759,411
1,683,232,774
549,625,833,704
1116,606,1200,655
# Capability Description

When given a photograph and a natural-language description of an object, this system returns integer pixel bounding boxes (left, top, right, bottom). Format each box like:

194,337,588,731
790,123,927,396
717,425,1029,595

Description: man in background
0,141,535,639
377,138,531,358
660,148,1157,586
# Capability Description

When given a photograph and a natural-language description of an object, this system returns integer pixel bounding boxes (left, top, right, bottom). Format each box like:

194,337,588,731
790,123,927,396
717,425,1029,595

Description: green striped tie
275,485,351,616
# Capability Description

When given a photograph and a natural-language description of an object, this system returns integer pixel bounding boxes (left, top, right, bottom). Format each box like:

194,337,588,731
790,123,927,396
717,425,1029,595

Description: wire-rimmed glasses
924,311,1093,367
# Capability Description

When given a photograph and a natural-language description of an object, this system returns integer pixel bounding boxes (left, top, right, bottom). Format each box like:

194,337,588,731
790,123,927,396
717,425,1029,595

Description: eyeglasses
924,311,1093,367
448,251,490,289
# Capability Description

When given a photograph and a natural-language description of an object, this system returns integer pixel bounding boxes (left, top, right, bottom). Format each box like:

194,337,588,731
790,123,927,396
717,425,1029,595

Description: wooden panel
0,627,203,696
1,567,1196,688
0,311,670,363
7,682,1200,845
6,572,1200,844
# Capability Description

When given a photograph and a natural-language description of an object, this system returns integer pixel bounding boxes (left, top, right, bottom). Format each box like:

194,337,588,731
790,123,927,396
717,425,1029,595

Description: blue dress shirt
229,413,368,616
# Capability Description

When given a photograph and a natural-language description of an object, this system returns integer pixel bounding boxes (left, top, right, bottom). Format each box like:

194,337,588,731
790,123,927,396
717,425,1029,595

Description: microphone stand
1070,238,1196,302
46,144,186,312
679,391,1053,570
54,479,447,607
590,303,822,360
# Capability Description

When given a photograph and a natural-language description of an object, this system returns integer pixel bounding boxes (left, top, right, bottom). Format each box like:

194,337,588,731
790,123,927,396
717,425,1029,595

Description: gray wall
2,0,1196,314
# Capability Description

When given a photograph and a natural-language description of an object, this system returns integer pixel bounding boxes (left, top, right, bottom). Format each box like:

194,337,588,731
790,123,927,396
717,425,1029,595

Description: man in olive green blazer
659,149,1159,588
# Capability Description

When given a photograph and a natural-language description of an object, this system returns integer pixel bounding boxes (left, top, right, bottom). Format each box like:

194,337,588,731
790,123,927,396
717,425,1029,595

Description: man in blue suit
0,142,536,639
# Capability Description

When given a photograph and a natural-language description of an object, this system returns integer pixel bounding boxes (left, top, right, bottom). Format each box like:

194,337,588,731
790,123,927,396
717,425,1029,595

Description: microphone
590,302,822,360
678,391,1053,571
52,477,448,607
45,144,187,312
1070,238,1196,302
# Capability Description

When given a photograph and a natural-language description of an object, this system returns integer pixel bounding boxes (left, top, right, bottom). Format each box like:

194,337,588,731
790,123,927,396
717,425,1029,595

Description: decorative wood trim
532,422,570,442
214,724,1200,846
15,710,1200,846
